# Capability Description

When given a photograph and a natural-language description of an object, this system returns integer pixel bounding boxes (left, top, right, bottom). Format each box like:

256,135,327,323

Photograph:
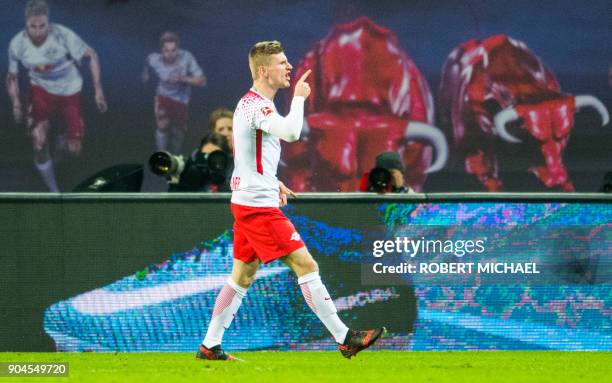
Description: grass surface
0,351,610,382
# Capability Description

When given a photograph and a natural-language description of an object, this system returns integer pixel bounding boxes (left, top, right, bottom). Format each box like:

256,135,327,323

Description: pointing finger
297,69,312,84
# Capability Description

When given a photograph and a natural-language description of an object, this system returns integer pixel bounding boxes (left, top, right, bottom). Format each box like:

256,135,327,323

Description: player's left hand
95,90,108,113
279,181,297,207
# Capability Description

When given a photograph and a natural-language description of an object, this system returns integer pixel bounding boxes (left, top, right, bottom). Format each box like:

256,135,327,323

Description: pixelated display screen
43,201,611,351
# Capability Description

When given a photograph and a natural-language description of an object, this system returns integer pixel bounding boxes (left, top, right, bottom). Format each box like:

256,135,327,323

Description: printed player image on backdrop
1,1,610,193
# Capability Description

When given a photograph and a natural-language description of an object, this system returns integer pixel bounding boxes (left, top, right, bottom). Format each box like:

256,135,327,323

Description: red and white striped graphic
300,283,317,314
256,129,263,175
212,284,237,318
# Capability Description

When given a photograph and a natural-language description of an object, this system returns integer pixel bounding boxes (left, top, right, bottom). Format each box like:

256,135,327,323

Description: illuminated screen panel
43,201,611,351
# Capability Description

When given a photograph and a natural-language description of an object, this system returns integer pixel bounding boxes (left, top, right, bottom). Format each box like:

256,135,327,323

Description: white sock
35,159,60,192
202,278,247,348
298,272,349,344
155,130,169,151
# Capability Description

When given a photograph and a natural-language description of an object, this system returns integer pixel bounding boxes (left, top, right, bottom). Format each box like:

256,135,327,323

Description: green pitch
0,352,610,383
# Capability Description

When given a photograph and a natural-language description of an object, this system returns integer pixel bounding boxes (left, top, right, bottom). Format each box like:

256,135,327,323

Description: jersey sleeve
7,37,20,74
258,97,305,142
145,53,155,68
57,25,90,62
186,52,204,78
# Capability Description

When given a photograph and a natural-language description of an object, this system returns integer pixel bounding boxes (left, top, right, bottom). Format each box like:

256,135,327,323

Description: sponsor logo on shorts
290,232,301,242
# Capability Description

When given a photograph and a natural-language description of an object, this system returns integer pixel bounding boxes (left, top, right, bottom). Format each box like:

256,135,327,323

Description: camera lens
207,150,229,171
148,152,173,176
368,167,391,193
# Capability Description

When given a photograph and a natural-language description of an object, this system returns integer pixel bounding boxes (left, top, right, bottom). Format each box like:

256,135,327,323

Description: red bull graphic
282,17,447,192
439,34,609,191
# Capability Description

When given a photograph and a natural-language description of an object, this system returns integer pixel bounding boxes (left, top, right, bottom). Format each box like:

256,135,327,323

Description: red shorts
231,203,305,264
31,86,84,139
156,95,188,127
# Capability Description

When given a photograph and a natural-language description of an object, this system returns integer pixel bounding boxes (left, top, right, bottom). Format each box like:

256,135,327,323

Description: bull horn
494,108,522,143
575,95,610,126
405,121,448,173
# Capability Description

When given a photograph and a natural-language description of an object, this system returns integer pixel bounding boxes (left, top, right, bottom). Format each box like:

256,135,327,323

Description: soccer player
196,41,385,361
6,0,107,192
142,32,206,153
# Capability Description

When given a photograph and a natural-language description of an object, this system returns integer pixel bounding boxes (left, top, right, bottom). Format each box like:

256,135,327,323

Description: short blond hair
160,31,180,48
248,40,284,80
25,0,48,19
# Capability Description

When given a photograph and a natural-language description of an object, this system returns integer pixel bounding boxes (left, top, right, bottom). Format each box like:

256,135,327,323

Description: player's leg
30,86,59,192
31,120,59,192
170,126,185,154
154,96,170,151
52,132,67,164
62,92,85,156
197,224,259,361
283,246,386,358
282,247,350,343
169,101,188,154
201,258,259,349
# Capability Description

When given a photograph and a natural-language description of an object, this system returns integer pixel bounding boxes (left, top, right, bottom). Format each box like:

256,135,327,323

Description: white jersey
146,50,203,104
230,89,284,207
8,24,89,96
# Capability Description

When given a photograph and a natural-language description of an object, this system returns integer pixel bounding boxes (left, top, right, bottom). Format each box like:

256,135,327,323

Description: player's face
214,117,233,138
265,53,293,89
161,42,179,64
26,15,49,46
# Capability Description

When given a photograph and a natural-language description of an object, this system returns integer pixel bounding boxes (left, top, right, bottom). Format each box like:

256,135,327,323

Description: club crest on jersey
43,47,59,60
260,106,273,117
34,64,53,73
290,232,301,242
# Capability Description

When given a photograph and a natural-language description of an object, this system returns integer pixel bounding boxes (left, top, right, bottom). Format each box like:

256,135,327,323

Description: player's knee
33,139,44,152
32,134,47,151
156,119,169,131
67,139,82,155
298,257,318,274
235,273,256,288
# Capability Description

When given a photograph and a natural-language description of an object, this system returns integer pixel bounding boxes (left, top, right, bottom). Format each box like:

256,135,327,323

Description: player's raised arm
264,69,312,143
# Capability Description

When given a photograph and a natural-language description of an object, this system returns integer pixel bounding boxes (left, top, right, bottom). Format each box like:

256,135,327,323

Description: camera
148,150,229,191
367,167,392,193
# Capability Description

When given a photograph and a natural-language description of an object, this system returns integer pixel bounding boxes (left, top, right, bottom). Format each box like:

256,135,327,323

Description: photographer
359,151,415,193
148,132,232,192
196,132,233,192
208,107,234,150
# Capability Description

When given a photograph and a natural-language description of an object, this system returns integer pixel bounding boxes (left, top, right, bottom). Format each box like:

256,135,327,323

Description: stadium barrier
1,193,610,352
